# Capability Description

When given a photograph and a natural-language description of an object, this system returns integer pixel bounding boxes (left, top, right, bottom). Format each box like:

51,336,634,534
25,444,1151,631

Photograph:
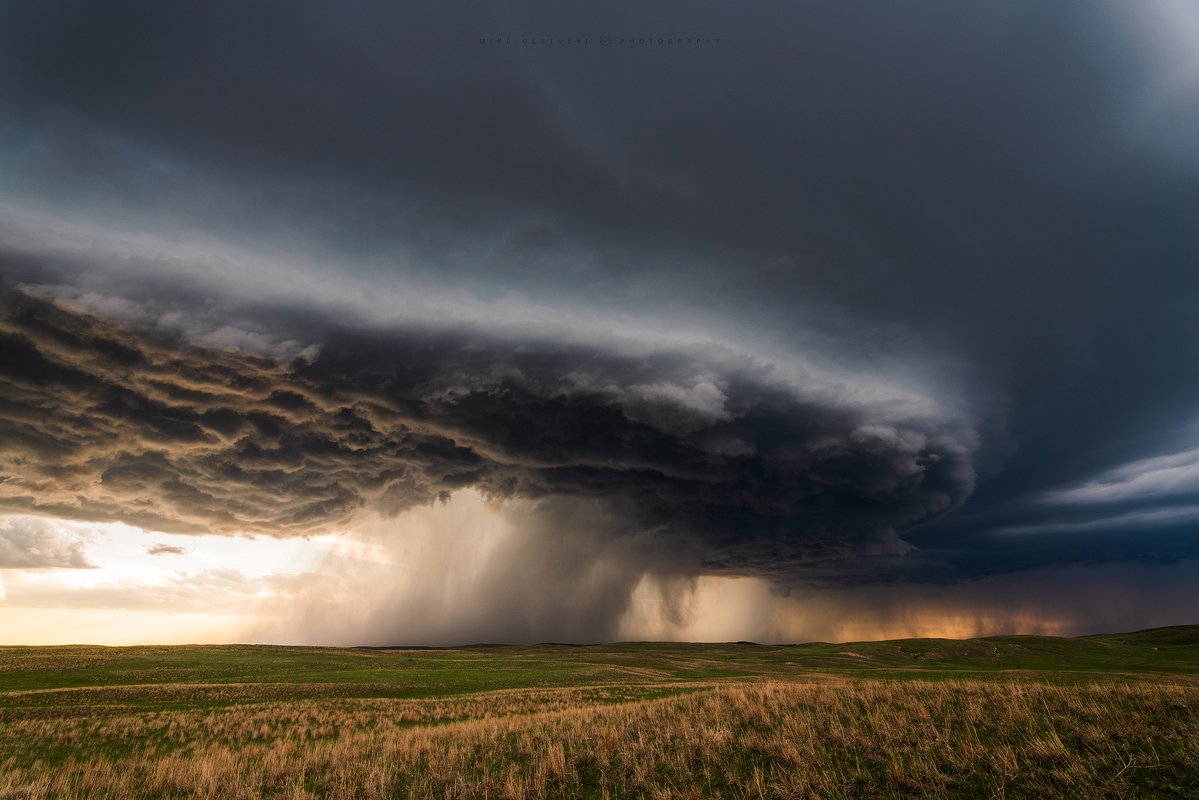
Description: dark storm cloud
1,0,1198,599
0,283,973,580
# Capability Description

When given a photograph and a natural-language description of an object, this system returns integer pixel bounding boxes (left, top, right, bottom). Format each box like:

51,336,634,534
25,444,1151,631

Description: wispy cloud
145,543,187,556
1046,447,1199,505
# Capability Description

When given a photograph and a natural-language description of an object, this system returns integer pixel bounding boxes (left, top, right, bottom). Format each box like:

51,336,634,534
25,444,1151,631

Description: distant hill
1085,624,1199,647
2,624,1197,696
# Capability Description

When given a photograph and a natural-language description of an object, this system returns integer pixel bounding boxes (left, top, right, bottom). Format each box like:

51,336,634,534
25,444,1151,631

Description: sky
2,1,1199,645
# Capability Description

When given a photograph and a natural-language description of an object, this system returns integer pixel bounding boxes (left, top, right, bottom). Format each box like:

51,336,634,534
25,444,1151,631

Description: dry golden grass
2,678,1197,799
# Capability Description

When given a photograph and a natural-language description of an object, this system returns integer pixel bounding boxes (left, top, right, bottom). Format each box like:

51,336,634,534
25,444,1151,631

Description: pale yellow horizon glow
0,608,251,646
0,515,334,646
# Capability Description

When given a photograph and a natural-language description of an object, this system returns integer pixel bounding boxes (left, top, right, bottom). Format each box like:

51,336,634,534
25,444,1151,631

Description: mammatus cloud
0,280,975,585
0,516,93,569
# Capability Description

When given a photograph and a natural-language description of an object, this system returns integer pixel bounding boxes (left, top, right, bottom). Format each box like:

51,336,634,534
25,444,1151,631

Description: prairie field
2,628,1198,799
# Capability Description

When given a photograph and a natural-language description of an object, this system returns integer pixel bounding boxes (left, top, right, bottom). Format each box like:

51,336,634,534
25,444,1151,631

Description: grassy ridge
2,624,1198,695
1,627,1197,798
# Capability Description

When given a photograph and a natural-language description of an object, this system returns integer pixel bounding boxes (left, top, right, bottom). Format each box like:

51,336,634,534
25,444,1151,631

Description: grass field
2,627,1197,798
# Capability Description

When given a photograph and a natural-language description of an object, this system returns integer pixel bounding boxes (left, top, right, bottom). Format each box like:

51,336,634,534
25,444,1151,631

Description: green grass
1,627,1197,798
3,624,1198,697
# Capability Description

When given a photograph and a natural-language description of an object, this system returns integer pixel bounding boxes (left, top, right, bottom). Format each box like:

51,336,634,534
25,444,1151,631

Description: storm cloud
2,0,1199,639
0,281,975,583
0,516,93,569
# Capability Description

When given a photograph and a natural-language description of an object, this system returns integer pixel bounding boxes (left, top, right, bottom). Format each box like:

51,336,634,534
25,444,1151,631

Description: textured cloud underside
0,286,974,580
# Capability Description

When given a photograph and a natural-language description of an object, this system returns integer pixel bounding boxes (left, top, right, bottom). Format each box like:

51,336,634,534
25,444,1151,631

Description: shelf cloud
0,281,975,586
2,0,1199,641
